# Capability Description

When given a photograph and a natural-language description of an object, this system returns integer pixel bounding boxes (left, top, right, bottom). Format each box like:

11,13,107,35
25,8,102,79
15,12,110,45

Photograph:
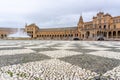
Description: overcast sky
0,0,119,28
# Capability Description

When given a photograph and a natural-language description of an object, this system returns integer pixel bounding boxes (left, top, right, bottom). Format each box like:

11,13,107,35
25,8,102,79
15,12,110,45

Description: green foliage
16,72,27,78
34,77,42,80
7,70,13,77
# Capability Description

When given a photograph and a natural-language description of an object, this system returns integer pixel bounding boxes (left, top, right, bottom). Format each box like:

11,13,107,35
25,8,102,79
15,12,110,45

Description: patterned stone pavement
0,40,120,80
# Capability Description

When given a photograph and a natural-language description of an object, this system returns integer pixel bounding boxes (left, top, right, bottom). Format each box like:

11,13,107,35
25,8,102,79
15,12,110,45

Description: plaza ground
0,40,120,80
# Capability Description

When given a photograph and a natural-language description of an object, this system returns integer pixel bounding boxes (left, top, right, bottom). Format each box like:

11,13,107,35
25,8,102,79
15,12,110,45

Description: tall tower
25,23,27,27
78,15,84,30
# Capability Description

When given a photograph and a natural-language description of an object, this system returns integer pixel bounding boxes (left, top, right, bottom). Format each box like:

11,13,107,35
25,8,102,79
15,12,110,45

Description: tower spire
77,14,84,29
78,15,83,25
25,23,27,27
80,16,83,23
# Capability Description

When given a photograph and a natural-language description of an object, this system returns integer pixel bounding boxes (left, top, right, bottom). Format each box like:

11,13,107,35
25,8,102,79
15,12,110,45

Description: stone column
106,32,109,39
111,31,113,39
84,33,86,40
116,31,118,38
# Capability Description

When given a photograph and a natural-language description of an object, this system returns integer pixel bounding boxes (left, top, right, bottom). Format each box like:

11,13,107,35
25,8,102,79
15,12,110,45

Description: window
114,25,116,29
71,34,73,37
99,26,101,29
65,34,67,37
104,25,106,29
77,34,78,37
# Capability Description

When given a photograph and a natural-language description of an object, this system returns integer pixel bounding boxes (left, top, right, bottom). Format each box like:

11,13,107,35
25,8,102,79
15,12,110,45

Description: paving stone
59,54,120,74
0,40,119,80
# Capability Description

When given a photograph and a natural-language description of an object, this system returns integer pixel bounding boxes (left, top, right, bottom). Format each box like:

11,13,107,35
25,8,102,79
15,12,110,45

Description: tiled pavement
0,40,120,79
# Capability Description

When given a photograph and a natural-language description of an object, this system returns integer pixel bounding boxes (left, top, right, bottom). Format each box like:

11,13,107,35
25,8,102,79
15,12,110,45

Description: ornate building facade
0,28,18,39
0,12,120,40
25,12,120,40
0,28,26,39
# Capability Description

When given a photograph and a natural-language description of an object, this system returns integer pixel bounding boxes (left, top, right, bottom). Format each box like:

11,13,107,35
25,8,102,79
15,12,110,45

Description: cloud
0,0,119,28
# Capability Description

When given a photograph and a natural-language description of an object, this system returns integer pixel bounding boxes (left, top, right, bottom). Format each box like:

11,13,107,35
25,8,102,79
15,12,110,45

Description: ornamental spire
78,14,83,26
79,15,83,23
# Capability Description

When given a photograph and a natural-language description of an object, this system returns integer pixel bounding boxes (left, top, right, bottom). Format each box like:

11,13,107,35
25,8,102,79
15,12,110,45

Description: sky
0,0,119,28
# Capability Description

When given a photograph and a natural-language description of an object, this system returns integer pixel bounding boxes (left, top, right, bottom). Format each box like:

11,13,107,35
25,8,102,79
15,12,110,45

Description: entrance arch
108,32,112,38
113,31,116,38
118,31,120,38
103,32,107,37
73,37,80,40
86,31,90,39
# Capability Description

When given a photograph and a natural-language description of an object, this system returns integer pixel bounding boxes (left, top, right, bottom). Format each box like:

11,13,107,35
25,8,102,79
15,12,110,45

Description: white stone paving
115,48,120,50
0,40,120,79
0,49,35,56
87,51,120,60
53,46,77,50
25,45,48,49
0,59,97,80
39,50,82,58
0,45,21,48
104,65,120,79
83,46,110,51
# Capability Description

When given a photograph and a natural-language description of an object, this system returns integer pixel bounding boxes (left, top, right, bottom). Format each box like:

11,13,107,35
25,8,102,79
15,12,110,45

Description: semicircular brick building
0,12,120,40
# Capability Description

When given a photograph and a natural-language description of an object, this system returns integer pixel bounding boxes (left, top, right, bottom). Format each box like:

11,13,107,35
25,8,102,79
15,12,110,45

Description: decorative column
106,32,109,39
111,31,113,39
116,31,118,38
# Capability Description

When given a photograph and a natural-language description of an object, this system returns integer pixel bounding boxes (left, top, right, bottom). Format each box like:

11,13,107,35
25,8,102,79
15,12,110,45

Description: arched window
113,31,116,36
104,25,106,29
5,34,7,37
71,34,73,37
65,34,67,37
82,34,84,38
76,34,78,37
118,31,120,36
69,34,70,37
